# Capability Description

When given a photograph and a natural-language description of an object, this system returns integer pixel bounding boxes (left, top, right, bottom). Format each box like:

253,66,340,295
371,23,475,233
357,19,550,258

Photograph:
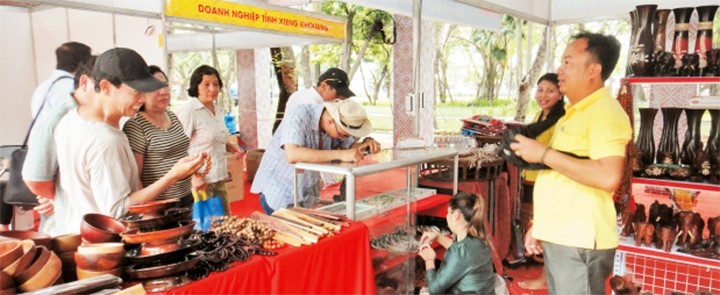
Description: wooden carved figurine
621,204,646,237
676,211,705,249
648,200,674,229
655,226,677,252
634,221,655,247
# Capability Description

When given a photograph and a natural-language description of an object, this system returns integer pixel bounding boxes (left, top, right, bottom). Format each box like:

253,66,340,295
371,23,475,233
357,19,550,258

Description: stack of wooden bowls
0,238,62,293
77,213,127,281
51,233,83,282
118,198,199,292
74,243,124,280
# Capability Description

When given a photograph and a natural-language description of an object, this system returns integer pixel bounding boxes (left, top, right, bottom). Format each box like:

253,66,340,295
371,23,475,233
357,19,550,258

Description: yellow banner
165,0,346,40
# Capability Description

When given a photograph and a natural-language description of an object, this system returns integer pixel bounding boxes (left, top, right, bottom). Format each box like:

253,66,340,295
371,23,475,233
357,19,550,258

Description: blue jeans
259,193,274,215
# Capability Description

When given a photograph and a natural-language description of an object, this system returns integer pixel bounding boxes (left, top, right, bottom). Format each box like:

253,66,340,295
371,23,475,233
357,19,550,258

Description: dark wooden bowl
119,207,192,232
124,238,200,266
74,251,124,271
127,198,180,215
124,253,199,279
81,214,126,243
120,221,195,245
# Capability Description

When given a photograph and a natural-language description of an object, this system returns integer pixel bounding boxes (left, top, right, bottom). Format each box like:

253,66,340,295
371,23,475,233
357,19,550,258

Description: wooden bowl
77,243,124,255
2,240,36,277
119,207,192,232
124,253,199,279
76,266,122,280
0,240,23,269
0,231,51,250
51,233,82,253
81,214,126,243
57,250,77,268
74,251,124,271
121,221,195,244
124,238,200,266
0,271,13,290
127,198,180,215
17,250,61,292
16,246,50,284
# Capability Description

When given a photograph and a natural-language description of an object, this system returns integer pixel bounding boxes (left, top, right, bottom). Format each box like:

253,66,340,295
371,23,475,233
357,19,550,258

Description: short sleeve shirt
123,111,191,199
250,104,354,211
55,110,140,232
177,97,229,183
533,87,632,249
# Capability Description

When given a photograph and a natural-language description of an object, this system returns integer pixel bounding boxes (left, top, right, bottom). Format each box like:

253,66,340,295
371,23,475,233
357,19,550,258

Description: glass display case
293,147,459,293
618,77,720,294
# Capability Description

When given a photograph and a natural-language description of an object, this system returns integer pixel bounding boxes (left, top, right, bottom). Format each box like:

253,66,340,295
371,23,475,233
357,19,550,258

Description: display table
165,221,375,294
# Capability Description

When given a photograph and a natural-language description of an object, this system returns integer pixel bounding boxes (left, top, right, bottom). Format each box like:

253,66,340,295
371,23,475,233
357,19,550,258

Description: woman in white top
177,65,245,215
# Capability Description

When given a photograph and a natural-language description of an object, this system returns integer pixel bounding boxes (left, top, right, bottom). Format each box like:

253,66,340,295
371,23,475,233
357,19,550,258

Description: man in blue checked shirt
250,99,381,214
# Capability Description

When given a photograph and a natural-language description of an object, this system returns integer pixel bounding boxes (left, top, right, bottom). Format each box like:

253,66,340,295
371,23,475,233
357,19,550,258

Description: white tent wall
0,6,164,145
0,8,36,146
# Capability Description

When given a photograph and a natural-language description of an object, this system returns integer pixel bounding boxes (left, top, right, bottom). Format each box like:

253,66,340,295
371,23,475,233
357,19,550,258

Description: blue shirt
250,104,354,210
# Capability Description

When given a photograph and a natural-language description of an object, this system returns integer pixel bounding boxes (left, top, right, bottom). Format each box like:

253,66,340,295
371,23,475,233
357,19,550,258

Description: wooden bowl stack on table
118,198,197,292
1,235,64,293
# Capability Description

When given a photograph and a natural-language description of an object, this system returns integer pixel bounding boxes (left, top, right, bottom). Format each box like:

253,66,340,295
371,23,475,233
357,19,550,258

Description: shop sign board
165,0,346,40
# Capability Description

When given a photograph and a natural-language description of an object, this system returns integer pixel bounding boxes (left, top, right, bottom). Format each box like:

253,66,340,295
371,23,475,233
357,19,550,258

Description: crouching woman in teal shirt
419,191,495,294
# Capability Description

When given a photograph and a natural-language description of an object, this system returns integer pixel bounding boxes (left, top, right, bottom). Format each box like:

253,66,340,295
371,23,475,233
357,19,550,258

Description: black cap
93,48,166,92
318,67,355,98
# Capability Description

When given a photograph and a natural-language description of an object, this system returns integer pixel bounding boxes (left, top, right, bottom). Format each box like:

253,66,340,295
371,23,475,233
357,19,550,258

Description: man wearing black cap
54,48,204,231
285,67,356,115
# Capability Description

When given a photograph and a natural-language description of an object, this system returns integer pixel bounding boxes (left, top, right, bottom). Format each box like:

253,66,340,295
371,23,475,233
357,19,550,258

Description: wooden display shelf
624,77,720,84
633,177,720,192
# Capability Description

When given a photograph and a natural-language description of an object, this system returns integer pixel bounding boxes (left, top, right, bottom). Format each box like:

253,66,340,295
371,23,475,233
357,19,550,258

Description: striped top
123,111,191,200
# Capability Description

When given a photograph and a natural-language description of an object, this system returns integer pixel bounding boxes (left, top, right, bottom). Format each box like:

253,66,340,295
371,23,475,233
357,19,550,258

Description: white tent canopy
458,0,719,24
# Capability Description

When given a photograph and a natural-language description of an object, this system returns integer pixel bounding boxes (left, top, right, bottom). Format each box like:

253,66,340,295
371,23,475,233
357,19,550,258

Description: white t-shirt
285,87,323,115
55,110,139,233
31,70,74,125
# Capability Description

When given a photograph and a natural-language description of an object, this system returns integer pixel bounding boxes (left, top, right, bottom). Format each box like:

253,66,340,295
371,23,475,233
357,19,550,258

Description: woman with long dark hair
419,191,495,294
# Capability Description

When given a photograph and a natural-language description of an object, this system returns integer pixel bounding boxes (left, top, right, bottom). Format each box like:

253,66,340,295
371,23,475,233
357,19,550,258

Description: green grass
361,99,537,132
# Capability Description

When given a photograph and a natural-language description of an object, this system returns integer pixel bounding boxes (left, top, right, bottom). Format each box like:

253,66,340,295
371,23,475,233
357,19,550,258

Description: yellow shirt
521,112,556,182
533,87,632,249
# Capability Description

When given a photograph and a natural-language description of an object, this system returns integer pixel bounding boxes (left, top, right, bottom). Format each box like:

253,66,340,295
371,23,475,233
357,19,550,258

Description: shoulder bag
4,76,72,208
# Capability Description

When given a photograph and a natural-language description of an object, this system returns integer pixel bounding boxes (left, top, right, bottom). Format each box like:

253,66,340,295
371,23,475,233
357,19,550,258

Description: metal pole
412,0,422,137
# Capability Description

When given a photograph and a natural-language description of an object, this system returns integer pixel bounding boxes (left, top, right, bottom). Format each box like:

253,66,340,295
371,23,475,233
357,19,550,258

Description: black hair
536,72,566,117
450,191,489,243
56,42,92,73
187,65,223,97
139,65,169,112
73,55,97,89
571,32,621,81
148,65,168,81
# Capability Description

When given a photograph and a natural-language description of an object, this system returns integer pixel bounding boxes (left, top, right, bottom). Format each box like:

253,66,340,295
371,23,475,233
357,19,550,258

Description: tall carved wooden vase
627,10,638,76
656,108,682,164
681,109,706,165
630,5,657,76
652,9,673,77
636,108,658,168
696,5,719,76
703,110,720,184
672,7,695,76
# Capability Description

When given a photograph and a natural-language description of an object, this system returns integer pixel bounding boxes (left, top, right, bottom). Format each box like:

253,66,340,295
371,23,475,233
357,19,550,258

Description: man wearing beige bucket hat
251,99,381,214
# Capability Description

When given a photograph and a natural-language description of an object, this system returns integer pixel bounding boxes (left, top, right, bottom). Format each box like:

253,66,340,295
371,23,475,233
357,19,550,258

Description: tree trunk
271,47,298,133
514,28,548,121
299,46,312,89
340,8,355,71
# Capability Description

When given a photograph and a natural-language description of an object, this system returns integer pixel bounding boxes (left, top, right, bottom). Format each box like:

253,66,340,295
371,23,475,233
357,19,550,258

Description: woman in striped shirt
123,66,193,208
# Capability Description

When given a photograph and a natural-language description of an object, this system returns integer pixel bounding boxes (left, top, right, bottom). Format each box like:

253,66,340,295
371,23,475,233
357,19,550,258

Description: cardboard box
246,149,265,183
226,154,245,202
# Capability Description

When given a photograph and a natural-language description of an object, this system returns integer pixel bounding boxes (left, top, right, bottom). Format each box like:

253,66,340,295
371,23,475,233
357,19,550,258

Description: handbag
191,190,225,232
3,76,72,208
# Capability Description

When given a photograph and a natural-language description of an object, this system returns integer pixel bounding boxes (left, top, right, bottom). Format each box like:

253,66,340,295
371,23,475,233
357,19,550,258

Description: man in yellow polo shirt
510,32,632,294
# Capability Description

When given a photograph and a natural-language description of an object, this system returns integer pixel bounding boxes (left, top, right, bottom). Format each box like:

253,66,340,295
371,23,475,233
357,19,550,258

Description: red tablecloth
267,221,375,294
165,222,375,294
167,256,271,294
